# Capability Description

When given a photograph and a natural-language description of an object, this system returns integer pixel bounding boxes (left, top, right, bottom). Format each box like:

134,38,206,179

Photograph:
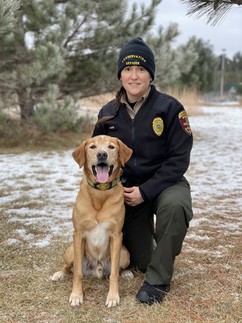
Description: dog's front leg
106,232,122,308
69,230,85,306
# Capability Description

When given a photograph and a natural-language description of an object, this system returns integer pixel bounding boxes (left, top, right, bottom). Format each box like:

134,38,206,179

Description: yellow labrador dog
51,135,133,307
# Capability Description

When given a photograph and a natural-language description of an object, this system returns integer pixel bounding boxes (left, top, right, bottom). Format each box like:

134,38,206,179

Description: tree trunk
17,87,35,120
14,8,34,120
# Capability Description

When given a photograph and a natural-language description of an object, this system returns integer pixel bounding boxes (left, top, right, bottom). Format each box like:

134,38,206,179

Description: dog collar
86,177,120,191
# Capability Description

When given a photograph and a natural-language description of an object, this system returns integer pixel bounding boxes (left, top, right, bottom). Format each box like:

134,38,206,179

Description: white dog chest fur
85,221,111,260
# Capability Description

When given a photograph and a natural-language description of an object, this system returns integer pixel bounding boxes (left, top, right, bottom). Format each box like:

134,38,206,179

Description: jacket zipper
131,120,137,168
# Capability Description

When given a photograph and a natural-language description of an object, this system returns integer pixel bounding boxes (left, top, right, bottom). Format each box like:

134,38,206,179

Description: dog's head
72,135,133,183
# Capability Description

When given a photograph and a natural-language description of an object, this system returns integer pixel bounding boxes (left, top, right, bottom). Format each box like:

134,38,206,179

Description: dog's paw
120,269,134,279
69,292,84,306
105,293,120,308
51,271,66,281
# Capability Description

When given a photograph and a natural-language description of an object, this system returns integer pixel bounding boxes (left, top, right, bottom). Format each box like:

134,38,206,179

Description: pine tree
177,37,218,92
146,25,198,88
0,0,162,120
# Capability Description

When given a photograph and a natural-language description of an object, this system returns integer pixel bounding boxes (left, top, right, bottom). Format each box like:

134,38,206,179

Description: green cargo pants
122,177,193,285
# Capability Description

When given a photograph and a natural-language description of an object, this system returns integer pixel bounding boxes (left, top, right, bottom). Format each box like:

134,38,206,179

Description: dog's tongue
96,165,109,183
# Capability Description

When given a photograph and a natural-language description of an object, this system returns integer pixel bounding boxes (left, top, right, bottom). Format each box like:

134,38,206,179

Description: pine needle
0,0,20,33
182,0,241,26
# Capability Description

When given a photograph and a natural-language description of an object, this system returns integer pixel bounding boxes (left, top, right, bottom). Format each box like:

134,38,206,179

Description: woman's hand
124,186,144,206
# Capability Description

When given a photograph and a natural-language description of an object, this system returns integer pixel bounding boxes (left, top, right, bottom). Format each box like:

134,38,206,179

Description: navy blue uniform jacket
92,85,193,201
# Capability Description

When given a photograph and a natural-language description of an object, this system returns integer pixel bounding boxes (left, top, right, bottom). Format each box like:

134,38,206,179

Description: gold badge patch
152,117,164,136
179,111,192,136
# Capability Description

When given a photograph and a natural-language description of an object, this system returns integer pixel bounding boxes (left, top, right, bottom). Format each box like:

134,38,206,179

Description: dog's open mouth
92,163,114,183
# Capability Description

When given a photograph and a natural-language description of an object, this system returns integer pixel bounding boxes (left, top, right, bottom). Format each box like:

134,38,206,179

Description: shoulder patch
178,111,192,136
152,117,164,136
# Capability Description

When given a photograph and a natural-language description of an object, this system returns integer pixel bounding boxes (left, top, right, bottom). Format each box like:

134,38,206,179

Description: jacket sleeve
92,109,107,137
92,101,117,137
139,106,193,201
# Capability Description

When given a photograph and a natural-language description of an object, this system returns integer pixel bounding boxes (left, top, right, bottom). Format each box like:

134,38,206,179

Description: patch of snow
0,105,241,248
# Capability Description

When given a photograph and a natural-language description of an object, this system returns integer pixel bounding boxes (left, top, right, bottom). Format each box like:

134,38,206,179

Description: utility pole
220,49,226,98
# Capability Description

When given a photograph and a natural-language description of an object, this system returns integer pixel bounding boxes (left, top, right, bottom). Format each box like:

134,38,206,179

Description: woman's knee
154,195,190,242
155,181,193,226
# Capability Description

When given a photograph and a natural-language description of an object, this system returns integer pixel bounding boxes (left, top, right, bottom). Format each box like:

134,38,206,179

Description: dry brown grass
0,131,90,153
79,89,201,114
1,225,241,323
78,92,116,109
78,89,204,116
0,89,204,152
165,88,203,116
1,93,241,322
0,193,241,322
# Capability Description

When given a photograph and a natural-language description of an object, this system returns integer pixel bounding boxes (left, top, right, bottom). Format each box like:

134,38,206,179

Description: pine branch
63,15,89,49
0,0,20,33
182,0,242,25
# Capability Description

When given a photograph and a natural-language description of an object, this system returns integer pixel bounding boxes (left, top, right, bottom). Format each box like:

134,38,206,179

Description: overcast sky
132,0,242,58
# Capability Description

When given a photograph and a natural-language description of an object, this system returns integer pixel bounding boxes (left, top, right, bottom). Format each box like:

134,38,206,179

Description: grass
0,218,241,323
0,88,205,153
0,130,90,153
1,93,241,322
0,173,241,322
166,88,203,115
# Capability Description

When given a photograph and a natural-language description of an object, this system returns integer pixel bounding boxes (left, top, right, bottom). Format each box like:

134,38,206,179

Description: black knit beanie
117,37,155,80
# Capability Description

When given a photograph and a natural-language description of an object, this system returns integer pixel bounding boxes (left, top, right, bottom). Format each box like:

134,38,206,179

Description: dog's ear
117,139,133,166
72,141,86,167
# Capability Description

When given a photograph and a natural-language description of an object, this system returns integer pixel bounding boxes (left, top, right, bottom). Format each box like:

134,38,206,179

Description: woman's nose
130,70,138,78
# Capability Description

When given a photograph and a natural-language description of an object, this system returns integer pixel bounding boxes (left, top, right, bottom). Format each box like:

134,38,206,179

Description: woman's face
120,66,152,103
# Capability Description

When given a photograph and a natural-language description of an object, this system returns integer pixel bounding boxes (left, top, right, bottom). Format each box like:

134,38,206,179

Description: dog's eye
90,144,96,149
108,144,115,149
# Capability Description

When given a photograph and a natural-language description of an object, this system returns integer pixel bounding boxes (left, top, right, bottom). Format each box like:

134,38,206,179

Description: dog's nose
97,150,108,161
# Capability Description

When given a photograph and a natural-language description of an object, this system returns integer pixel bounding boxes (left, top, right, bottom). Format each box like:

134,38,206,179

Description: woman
92,37,193,305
